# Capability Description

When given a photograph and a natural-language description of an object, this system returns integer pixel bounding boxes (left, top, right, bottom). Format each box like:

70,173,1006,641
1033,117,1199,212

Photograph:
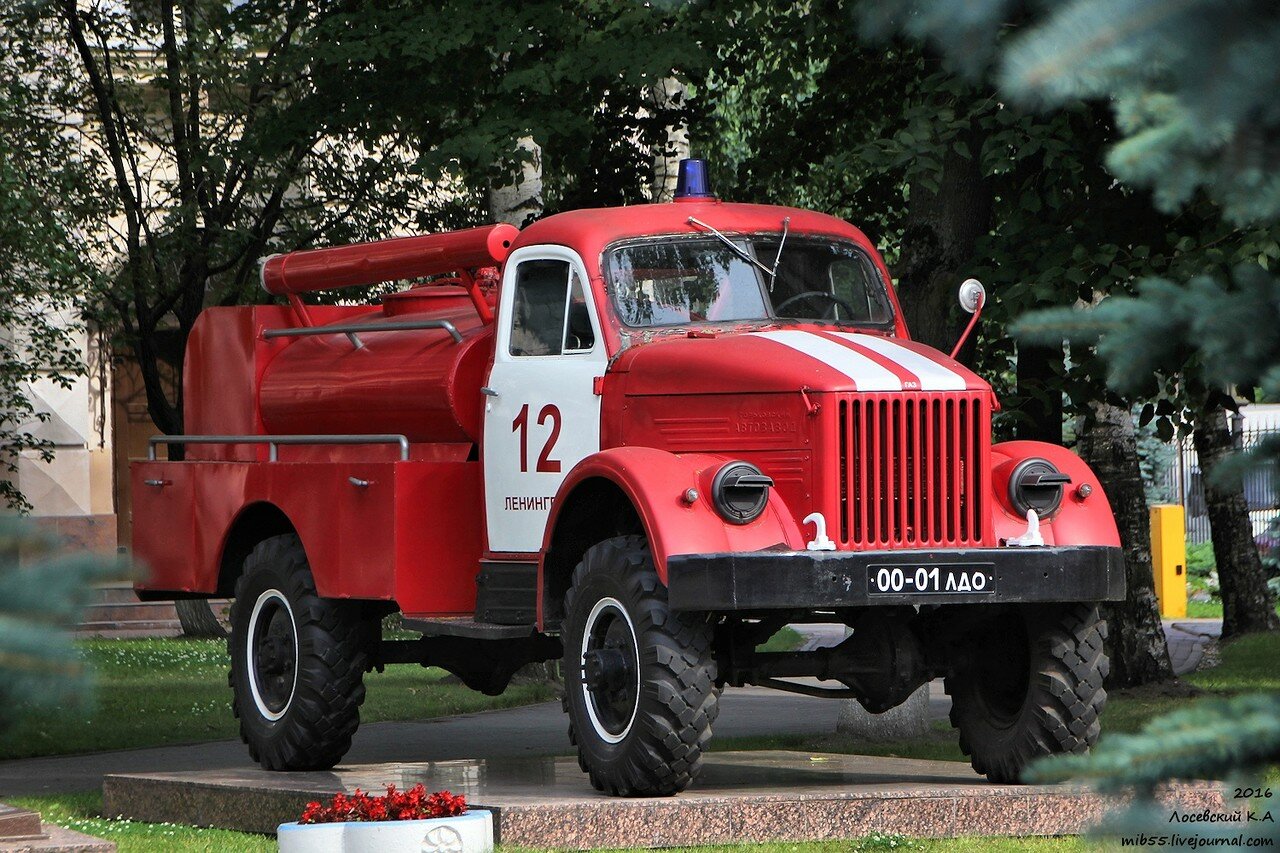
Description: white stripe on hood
834,333,967,390
751,330,967,391
749,330,901,391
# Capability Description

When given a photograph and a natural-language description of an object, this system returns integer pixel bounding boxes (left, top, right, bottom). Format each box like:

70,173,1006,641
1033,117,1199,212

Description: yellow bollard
1150,504,1188,618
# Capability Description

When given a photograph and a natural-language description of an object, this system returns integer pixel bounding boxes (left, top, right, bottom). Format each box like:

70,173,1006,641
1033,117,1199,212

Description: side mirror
958,278,986,314
950,278,986,359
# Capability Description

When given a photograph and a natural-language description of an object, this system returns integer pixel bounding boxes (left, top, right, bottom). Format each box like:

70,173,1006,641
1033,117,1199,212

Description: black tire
561,535,719,796
228,534,371,771
945,603,1108,783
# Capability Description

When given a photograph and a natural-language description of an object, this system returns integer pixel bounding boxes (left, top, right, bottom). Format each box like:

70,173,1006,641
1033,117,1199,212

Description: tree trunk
1075,402,1174,686
488,137,543,228
1192,405,1280,638
895,124,992,358
647,77,689,203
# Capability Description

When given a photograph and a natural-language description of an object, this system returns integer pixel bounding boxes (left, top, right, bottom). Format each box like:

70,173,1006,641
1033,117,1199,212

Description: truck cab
132,160,1124,796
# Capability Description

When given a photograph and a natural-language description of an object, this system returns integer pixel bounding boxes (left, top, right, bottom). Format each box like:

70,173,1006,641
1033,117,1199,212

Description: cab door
482,246,605,554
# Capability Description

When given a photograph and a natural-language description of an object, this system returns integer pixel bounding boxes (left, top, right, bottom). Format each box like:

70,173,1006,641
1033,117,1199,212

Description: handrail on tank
148,434,411,462
261,318,464,349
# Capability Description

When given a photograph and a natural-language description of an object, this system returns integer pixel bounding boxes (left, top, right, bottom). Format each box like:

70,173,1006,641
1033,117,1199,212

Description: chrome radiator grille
836,393,990,548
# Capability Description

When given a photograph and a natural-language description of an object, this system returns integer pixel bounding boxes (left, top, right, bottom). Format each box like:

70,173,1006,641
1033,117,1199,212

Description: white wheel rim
579,596,641,744
246,588,298,721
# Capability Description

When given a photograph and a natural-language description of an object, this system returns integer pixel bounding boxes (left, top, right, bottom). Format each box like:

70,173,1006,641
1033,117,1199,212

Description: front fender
992,440,1121,547
543,447,806,583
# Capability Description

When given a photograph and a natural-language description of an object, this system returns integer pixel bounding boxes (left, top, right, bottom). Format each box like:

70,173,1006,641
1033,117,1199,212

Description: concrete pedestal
101,751,1228,849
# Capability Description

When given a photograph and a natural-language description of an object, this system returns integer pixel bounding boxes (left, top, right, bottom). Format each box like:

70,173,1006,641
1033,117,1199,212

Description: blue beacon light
674,158,714,201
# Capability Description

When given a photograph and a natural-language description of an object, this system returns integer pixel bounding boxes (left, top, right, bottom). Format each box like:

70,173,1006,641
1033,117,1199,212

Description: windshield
605,236,894,328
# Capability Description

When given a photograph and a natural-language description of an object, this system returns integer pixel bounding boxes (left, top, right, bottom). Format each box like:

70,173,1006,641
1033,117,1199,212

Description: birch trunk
648,77,689,203
488,137,543,228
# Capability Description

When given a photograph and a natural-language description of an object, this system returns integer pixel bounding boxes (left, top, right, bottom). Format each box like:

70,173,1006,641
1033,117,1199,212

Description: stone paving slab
102,751,1228,849
0,824,114,852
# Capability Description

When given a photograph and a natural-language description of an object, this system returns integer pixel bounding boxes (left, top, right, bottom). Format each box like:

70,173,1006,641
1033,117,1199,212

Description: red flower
297,784,467,824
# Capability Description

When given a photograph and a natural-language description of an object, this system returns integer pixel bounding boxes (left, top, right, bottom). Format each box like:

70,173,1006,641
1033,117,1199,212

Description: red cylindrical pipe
261,224,520,296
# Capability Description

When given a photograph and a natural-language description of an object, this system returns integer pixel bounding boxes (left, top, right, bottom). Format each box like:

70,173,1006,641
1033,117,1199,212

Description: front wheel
945,603,1108,783
562,535,719,796
228,534,372,771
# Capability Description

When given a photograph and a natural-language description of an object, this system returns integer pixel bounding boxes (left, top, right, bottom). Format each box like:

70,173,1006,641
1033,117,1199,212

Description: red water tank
257,299,492,445
254,226,518,445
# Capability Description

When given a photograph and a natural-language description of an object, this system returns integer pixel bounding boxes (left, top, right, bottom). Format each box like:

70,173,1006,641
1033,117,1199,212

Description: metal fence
1165,408,1280,544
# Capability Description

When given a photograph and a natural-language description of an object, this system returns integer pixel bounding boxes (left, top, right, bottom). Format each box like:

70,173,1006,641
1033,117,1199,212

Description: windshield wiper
687,216,791,291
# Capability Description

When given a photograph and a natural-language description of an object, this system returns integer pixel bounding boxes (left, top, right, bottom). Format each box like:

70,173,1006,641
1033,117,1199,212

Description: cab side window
510,259,595,356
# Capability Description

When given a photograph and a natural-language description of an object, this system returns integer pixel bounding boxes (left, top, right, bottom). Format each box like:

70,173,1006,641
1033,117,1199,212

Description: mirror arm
949,296,984,360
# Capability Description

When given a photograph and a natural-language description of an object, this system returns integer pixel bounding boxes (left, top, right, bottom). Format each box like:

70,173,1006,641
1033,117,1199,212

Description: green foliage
0,11,102,510
1187,542,1217,579
999,0,1280,227
1015,260,1280,404
294,0,708,212
861,0,1280,228
1135,412,1176,504
0,519,117,734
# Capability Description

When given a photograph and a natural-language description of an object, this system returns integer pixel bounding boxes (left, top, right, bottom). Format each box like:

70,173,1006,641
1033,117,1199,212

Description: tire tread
563,535,717,796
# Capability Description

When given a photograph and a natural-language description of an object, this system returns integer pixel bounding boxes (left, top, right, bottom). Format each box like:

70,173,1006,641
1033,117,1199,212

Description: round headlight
711,462,774,525
1008,457,1072,518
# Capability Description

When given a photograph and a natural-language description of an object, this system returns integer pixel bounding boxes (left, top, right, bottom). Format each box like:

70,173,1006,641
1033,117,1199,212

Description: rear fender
991,440,1121,547
543,447,805,583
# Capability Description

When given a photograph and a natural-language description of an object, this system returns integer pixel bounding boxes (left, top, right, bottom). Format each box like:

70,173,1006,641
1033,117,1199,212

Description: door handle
480,387,499,397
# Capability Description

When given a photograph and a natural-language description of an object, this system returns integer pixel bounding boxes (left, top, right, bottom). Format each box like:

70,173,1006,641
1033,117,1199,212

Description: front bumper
666,545,1125,611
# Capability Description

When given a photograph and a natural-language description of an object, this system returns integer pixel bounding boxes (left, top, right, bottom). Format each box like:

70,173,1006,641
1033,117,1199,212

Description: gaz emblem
421,824,464,853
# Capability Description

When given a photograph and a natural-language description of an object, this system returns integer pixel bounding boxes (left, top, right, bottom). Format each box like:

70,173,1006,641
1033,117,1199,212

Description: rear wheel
228,534,372,770
562,535,719,796
945,603,1108,783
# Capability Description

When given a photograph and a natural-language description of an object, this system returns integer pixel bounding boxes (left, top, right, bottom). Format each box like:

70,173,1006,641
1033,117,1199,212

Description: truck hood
615,329,989,395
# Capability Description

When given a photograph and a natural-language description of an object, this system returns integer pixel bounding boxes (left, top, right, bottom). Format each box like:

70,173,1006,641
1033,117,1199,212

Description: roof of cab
508,200,876,267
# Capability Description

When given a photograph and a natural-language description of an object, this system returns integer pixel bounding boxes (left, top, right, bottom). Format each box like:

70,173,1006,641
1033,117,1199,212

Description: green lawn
12,792,274,853
0,637,558,760
1184,598,1280,618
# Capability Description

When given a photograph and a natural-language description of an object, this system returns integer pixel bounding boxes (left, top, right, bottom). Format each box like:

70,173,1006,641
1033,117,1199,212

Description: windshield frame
601,232,897,332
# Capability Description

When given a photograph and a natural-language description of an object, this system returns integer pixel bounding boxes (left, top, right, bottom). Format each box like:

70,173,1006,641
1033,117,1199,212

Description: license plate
867,563,996,595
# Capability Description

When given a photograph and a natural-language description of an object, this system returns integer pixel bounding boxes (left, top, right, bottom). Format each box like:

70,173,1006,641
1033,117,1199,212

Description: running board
402,616,538,640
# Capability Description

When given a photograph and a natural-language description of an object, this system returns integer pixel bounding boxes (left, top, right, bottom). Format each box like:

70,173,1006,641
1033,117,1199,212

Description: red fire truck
133,160,1123,796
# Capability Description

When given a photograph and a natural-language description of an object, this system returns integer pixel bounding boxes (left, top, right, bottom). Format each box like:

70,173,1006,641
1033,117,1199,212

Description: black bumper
666,545,1126,611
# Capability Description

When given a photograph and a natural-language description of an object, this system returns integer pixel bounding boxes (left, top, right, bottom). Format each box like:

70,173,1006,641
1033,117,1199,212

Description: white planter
278,809,493,853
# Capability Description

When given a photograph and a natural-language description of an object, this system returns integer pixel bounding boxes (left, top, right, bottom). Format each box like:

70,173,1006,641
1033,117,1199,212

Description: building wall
12,322,118,556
